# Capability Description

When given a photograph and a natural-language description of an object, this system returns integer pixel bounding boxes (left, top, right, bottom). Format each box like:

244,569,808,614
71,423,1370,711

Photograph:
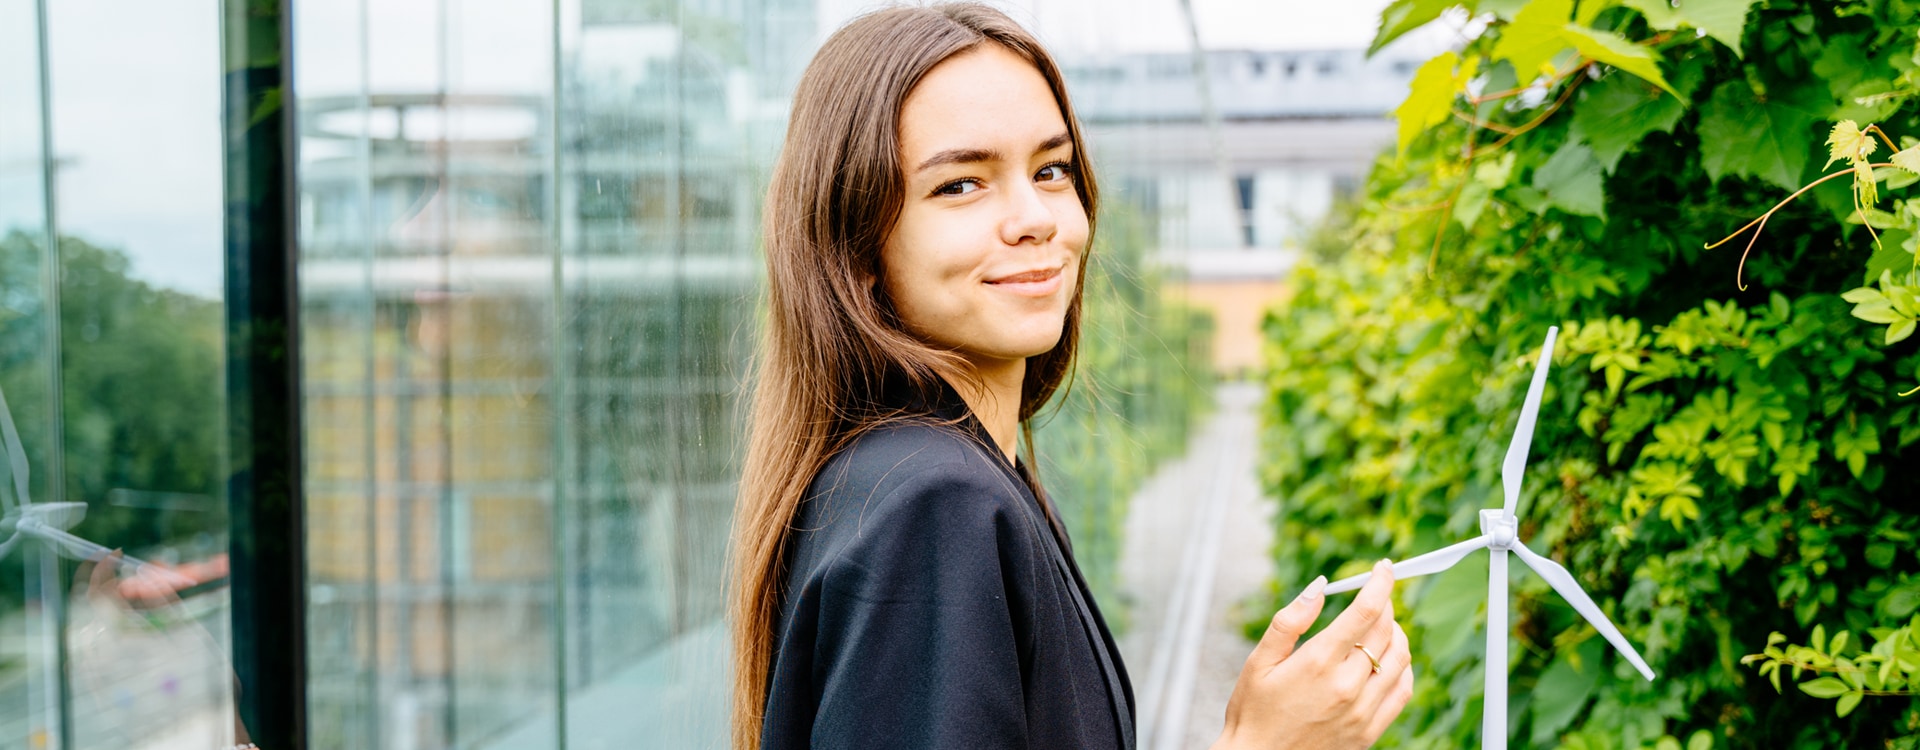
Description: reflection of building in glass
296,2,807,745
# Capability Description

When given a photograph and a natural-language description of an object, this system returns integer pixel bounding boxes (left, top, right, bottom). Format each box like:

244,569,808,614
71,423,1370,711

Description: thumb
1249,575,1327,668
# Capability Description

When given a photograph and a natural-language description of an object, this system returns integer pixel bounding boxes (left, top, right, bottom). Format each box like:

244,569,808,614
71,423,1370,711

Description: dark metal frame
223,0,307,746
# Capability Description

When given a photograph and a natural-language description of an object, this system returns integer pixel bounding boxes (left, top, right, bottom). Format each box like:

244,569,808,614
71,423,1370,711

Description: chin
1004,328,1068,360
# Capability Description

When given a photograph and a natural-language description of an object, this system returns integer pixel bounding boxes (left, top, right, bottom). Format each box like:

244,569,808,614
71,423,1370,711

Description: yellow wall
1172,279,1290,377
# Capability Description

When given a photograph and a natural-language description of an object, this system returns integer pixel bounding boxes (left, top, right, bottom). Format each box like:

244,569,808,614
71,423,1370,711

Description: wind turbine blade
1501,327,1558,517
1485,548,1509,750
0,383,29,513
1323,535,1492,595
1510,540,1656,681
18,520,194,588
22,519,114,560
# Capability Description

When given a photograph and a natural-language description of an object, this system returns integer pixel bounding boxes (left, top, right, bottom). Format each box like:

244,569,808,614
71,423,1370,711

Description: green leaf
1836,690,1863,717
1491,0,1575,81
1687,729,1715,750
1826,120,1879,170
1570,72,1689,172
1894,146,1920,175
1799,675,1851,698
1397,51,1463,154
1834,419,1883,479
1660,493,1701,527
1475,152,1518,188
1814,36,1874,117
1840,79,1906,123
1849,206,1901,229
1529,644,1603,745
1698,80,1825,191
1886,585,1920,620
1370,0,1458,56
1888,318,1917,345
1478,0,1530,18
1864,231,1915,286
1560,25,1680,99
1843,286,1889,304
1623,0,1682,29
247,86,282,129
1534,141,1608,218
1622,0,1758,56
1852,301,1902,324
1867,542,1897,569
1455,181,1493,230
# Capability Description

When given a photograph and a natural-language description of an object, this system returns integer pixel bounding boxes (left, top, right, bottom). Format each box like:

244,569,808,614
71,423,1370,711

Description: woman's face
880,43,1089,373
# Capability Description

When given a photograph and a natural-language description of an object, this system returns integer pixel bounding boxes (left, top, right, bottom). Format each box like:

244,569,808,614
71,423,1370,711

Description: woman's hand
1213,559,1413,749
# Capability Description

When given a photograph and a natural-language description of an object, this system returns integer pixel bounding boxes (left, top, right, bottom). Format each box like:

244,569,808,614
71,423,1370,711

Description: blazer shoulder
790,420,1035,577
808,418,1013,506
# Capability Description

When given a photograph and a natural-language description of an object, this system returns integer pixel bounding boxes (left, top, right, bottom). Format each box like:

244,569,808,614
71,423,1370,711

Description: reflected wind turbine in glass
0,382,192,586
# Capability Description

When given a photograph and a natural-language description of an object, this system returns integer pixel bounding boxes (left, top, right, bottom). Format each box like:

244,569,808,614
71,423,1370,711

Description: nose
999,179,1057,247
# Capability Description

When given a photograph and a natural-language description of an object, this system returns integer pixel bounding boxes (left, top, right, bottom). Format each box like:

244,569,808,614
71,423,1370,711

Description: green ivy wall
1257,0,1920,747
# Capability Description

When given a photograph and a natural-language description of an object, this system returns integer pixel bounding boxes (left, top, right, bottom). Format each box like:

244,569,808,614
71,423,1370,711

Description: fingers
84,549,124,600
1363,653,1415,743
1360,590,1397,661
1309,559,1395,661
1247,575,1327,669
1359,621,1412,713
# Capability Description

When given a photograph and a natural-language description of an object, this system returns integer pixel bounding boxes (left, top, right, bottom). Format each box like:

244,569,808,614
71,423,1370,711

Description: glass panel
298,0,564,747
297,1,817,747
1,0,235,748
0,1,63,747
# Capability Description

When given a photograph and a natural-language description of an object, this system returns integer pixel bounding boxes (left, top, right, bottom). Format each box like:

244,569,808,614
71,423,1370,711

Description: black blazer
762,383,1136,749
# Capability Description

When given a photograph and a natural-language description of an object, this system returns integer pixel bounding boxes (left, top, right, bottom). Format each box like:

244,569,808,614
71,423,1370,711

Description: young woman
727,5,1414,748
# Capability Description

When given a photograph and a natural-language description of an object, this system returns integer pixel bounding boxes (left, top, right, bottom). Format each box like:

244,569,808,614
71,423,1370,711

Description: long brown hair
725,4,1098,747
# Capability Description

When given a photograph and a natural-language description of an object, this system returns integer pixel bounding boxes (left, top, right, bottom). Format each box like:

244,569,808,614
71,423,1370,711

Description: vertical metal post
222,0,308,746
354,1,383,746
1174,0,1241,250
431,1,458,739
30,0,72,746
547,0,573,744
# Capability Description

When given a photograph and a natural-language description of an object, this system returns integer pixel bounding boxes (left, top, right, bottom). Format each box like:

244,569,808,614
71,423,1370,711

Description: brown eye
1035,162,1073,182
934,178,982,196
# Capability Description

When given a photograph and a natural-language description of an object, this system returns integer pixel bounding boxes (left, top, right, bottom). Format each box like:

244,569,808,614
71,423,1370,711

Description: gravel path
1117,382,1277,750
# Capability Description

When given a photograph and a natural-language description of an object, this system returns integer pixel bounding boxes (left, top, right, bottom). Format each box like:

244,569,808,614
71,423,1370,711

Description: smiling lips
985,265,1065,296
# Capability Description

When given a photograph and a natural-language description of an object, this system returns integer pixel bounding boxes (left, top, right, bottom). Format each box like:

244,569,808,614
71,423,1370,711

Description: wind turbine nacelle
8,502,89,532
1479,509,1517,550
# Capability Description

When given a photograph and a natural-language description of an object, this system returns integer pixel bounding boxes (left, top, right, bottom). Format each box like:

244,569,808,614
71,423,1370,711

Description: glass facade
294,0,808,746
1,1,1216,748
2,0,238,747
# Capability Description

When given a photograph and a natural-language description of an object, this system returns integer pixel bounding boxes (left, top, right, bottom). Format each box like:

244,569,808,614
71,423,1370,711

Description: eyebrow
913,132,1074,174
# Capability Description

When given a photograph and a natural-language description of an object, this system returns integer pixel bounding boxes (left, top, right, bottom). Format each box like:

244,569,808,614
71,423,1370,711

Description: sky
0,0,1406,299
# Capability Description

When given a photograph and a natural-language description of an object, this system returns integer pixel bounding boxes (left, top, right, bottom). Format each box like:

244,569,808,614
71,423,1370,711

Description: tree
0,230,225,609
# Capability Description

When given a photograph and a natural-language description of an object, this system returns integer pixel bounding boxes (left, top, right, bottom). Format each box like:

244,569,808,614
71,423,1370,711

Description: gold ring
1353,643,1381,674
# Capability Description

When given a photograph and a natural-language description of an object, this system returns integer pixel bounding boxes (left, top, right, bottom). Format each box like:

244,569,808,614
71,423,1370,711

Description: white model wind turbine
0,382,191,585
1321,327,1655,749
